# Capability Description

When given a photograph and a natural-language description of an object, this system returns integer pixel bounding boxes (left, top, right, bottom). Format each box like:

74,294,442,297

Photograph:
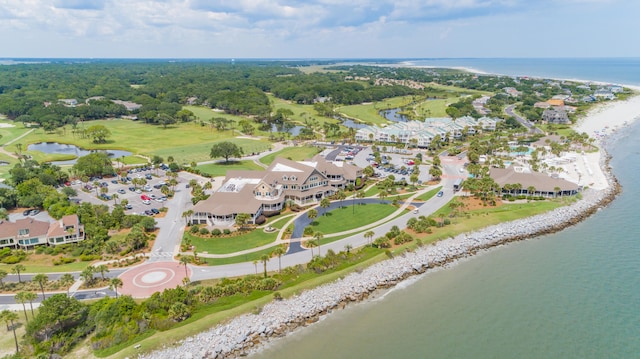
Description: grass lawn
414,98,458,118
1,259,89,274
337,96,415,126
363,184,382,197
416,186,443,201
419,199,569,244
0,122,33,146
259,145,322,165
202,245,284,266
0,152,20,181
267,94,338,127
17,119,272,165
186,229,278,254
196,160,264,176
310,203,398,234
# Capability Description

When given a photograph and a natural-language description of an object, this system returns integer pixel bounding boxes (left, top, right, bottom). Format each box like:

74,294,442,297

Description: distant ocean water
252,58,640,359
404,58,640,86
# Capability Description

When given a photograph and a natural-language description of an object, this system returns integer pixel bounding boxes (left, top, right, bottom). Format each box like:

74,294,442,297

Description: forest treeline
0,61,433,129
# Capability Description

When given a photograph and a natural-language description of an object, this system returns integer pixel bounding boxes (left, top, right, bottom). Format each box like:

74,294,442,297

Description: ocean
251,58,640,359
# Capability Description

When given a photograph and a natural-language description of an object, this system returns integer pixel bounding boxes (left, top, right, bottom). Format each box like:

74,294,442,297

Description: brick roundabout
118,261,191,298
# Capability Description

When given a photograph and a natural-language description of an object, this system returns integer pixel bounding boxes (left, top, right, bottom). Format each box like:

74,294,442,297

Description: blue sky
0,0,637,58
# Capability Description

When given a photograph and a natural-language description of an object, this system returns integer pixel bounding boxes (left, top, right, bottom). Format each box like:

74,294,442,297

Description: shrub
1,255,20,264
223,229,231,235
199,228,210,235
190,226,199,234
211,228,221,236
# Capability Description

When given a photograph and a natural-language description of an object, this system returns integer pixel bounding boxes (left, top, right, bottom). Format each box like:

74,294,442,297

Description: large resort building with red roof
190,156,363,226
0,214,84,249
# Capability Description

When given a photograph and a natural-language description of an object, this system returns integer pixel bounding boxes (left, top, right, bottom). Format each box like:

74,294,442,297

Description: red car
140,194,151,201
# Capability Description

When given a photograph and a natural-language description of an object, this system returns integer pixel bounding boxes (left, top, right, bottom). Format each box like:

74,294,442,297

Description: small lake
27,142,132,165
338,117,368,129
379,108,410,122
270,124,305,136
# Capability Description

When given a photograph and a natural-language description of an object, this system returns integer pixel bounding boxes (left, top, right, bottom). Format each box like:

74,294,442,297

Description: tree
33,273,49,300
179,256,192,278
271,246,286,273
364,230,375,246
210,141,244,163
26,293,87,343
429,165,442,180
23,291,38,318
14,291,30,322
81,266,95,286
235,213,251,230
320,198,331,215
313,231,324,256
11,264,25,283
0,269,6,290
363,165,375,178
95,264,109,281
1,310,19,354
336,189,346,208
260,254,270,278
307,208,318,224
86,124,111,143
59,273,75,296
109,278,123,298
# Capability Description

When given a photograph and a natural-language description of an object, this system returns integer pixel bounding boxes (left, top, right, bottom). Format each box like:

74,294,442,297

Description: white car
142,199,151,205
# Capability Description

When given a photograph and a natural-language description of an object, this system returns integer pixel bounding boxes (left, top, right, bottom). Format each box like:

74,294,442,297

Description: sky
0,0,638,59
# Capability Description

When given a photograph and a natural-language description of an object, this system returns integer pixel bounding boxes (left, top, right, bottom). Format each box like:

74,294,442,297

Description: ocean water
252,59,640,359
406,58,640,86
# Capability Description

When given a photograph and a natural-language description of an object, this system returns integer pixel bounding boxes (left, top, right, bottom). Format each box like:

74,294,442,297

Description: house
112,100,143,111
58,99,78,107
503,87,522,97
594,89,615,100
0,214,84,249
542,108,570,124
490,167,580,198
190,157,363,226
609,85,624,93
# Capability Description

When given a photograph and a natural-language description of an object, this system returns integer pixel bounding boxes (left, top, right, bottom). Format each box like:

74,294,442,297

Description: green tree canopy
210,141,244,163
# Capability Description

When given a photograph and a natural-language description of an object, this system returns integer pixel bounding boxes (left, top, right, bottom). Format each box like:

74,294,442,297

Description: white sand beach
559,89,640,190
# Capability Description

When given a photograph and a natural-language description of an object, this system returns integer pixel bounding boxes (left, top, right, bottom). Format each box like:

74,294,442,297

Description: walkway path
0,128,35,159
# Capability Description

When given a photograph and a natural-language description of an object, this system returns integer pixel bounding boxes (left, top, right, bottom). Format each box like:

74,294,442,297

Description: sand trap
0,123,15,128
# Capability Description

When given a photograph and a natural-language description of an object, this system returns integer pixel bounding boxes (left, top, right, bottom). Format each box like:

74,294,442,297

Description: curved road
505,104,543,134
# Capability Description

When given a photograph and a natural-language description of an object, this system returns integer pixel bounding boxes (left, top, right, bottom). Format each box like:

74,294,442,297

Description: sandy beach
558,89,640,190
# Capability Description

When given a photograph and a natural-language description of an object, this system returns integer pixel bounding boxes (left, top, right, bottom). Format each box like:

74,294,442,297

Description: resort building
542,108,570,124
0,214,84,249
190,156,363,226
489,167,580,198
355,116,500,147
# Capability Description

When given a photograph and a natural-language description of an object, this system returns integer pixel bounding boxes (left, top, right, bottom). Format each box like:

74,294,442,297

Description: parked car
22,209,32,216
142,199,151,205
125,204,133,210
145,174,153,180
151,208,160,215
29,209,40,216
141,194,151,201
117,189,126,194
129,186,136,192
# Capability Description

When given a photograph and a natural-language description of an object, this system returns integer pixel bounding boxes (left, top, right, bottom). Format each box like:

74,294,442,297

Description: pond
27,142,132,165
338,117,368,129
270,124,305,136
379,108,410,122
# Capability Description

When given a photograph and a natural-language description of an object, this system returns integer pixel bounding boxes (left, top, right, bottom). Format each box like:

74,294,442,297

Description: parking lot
353,146,433,184
68,166,174,216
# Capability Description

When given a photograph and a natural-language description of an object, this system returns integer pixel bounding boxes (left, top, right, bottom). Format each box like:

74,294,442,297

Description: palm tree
24,291,38,318
0,310,19,353
14,292,29,322
307,209,318,224
11,264,25,283
109,278,123,298
320,198,330,215
95,264,109,281
313,231,324,256
364,230,375,246
271,246,286,273
182,209,194,225
253,260,258,275
260,254,270,278
344,244,353,254
32,273,49,300
0,269,7,290
81,266,95,286
336,189,346,208
179,256,192,278
59,273,75,296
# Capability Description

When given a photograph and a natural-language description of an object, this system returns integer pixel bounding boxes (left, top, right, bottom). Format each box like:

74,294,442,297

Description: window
283,175,288,181
18,228,29,236
291,176,297,181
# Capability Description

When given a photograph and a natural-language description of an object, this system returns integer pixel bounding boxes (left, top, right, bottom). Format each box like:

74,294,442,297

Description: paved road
505,104,543,134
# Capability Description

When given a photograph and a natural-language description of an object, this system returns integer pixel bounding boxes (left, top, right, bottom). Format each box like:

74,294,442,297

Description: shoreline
138,86,640,359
